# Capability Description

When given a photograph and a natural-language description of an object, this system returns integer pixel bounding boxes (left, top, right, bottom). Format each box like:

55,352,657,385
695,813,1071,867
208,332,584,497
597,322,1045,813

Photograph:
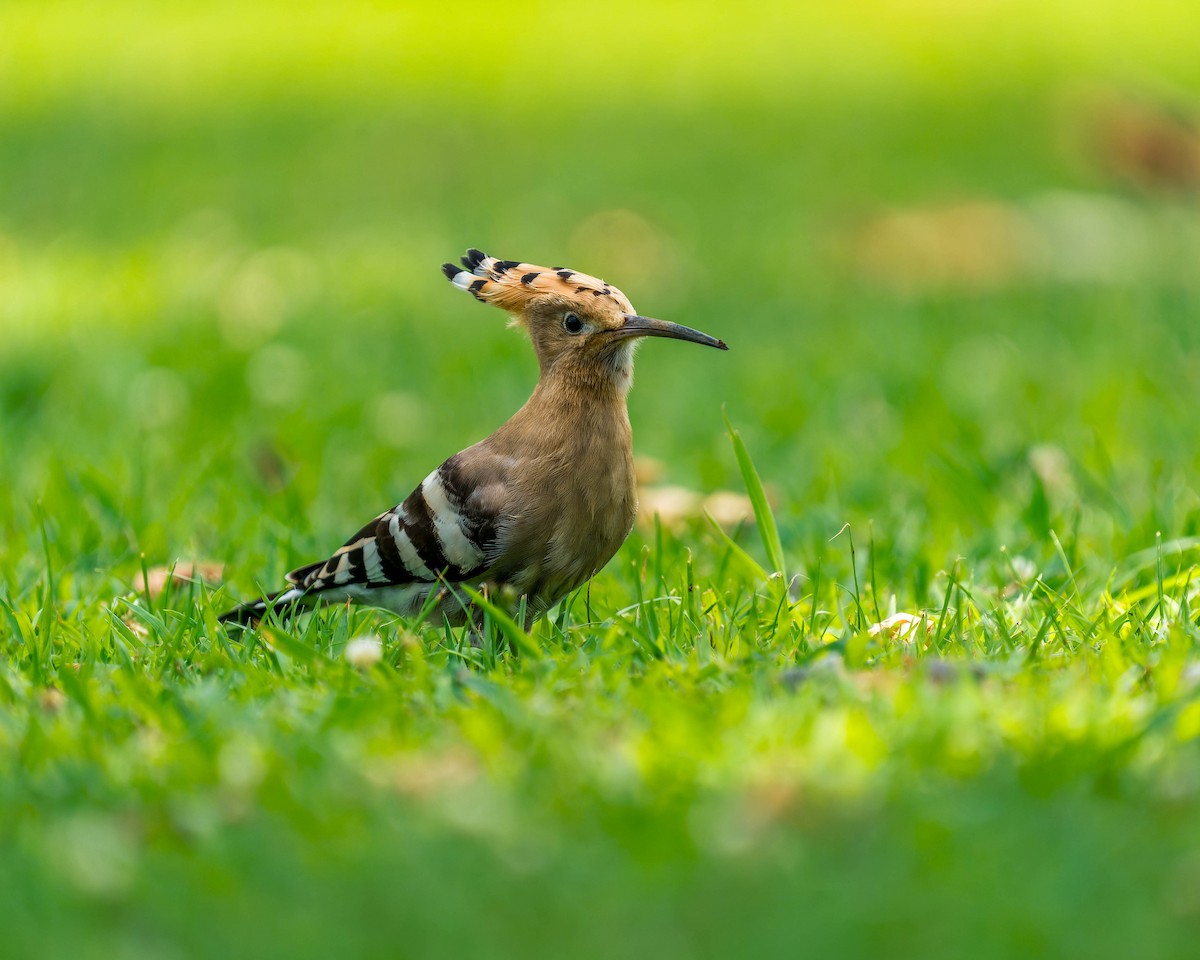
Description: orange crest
442,249,635,316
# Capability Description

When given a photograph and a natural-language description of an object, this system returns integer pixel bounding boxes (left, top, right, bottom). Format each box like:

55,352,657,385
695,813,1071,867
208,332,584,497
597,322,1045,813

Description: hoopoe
218,248,728,627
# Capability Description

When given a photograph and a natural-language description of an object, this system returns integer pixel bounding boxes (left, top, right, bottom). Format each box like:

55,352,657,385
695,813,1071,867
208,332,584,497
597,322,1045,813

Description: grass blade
724,411,785,578
459,585,541,660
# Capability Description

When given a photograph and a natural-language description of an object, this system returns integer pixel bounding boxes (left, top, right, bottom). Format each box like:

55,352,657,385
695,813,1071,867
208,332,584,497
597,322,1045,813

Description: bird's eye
563,313,584,334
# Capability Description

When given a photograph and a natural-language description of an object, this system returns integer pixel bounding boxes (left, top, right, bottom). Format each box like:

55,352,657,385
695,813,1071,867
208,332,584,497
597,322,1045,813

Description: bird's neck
542,348,634,402
531,338,636,398
493,357,634,457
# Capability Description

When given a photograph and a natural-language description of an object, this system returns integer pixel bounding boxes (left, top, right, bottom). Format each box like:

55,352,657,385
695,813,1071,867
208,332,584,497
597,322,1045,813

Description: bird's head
442,248,727,390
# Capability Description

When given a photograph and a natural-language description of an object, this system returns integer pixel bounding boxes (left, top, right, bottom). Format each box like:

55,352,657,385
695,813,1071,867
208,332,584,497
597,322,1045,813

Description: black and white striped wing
286,450,511,595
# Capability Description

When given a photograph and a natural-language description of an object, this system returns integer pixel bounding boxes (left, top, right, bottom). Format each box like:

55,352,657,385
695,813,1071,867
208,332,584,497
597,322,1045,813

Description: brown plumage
218,248,728,628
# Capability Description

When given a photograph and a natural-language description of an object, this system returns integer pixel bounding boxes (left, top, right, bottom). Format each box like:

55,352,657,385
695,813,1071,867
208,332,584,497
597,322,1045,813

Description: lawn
4,2,1200,957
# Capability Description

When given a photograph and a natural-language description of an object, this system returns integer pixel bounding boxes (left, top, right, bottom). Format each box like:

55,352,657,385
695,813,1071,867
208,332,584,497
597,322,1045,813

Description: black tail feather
217,587,310,627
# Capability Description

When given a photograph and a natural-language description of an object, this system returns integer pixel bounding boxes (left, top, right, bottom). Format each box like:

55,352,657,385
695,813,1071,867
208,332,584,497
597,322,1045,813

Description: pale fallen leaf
867,612,934,642
365,750,479,799
703,491,754,528
638,485,756,531
853,200,1035,295
634,455,666,486
139,561,225,600
121,616,150,640
637,485,702,529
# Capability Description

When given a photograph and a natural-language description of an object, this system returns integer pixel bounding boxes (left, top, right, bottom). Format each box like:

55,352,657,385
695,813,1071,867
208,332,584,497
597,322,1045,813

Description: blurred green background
4,0,1199,581
4,1,1200,957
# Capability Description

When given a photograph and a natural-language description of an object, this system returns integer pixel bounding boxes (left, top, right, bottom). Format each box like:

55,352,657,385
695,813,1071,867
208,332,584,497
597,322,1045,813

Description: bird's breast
539,449,637,603
493,406,637,609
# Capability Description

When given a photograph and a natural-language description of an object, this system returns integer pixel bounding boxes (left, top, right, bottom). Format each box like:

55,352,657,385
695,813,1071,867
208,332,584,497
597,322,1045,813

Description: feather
442,249,636,317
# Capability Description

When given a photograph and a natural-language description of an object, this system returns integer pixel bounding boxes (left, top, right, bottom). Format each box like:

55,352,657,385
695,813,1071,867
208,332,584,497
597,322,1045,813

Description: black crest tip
441,262,460,280
463,248,488,270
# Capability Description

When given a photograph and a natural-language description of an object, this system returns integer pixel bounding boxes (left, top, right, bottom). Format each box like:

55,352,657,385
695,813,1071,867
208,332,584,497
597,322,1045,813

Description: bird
218,248,728,628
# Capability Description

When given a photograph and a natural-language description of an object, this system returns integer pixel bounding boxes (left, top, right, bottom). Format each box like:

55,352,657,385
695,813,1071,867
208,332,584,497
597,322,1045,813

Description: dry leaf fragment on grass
638,485,701,528
139,561,225,600
867,612,935,642
637,486,754,530
703,491,755,528
845,183,1182,294
852,200,1036,294
119,616,150,640
1085,90,1200,192
365,750,479,799
634,455,666,486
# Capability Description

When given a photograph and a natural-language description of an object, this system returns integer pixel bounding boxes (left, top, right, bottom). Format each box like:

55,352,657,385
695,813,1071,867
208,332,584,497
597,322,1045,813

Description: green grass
5,1,1200,956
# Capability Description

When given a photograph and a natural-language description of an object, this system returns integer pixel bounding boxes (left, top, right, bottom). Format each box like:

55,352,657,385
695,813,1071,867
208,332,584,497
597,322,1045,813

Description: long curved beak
613,315,729,350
